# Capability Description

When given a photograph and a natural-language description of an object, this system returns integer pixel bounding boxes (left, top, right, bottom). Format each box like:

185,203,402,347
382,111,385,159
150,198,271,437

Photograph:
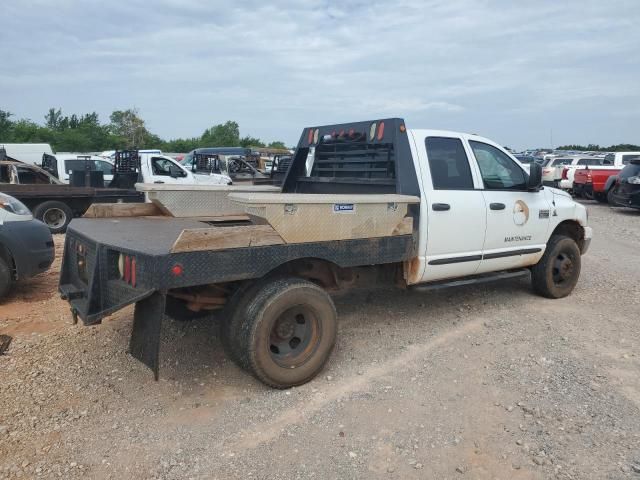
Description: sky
1,0,639,150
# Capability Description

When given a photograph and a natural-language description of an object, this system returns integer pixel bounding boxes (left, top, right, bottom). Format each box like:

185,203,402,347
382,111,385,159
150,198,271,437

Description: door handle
432,203,451,211
154,181,165,184
490,203,506,210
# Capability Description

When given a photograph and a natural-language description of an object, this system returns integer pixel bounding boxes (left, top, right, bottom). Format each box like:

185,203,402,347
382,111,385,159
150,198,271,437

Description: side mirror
527,162,543,191
169,166,182,178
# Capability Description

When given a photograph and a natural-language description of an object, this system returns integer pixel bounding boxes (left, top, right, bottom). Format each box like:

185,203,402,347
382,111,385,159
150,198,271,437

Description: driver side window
469,141,527,190
151,157,175,176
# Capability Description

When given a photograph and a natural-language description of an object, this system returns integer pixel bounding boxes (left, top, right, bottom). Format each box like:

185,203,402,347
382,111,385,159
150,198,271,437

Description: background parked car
0,192,54,300
607,159,640,208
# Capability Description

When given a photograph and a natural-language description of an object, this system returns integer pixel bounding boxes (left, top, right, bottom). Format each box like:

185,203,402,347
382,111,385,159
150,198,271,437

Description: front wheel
531,235,581,299
607,188,618,206
235,277,337,388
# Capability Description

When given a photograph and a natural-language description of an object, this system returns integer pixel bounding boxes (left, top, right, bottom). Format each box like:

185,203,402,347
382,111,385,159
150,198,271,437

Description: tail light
118,253,137,288
586,173,593,183
561,167,568,180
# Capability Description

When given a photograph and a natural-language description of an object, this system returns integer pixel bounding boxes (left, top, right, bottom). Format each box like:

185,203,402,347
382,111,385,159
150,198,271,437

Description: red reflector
131,258,136,288
307,129,313,144
124,256,131,283
171,264,183,276
377,121,385,140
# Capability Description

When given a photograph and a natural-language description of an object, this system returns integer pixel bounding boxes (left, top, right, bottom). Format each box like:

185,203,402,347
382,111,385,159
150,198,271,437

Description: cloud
1,0,639,148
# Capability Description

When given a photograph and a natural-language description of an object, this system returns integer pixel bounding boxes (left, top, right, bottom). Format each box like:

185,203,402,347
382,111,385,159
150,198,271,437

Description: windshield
620,162,640,179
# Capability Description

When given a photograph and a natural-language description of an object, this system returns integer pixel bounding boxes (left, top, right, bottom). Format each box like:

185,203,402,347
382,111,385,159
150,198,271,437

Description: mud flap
129,291,166,381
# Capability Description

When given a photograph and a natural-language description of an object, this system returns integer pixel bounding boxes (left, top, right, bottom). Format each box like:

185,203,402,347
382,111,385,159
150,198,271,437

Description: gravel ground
1,201,639,479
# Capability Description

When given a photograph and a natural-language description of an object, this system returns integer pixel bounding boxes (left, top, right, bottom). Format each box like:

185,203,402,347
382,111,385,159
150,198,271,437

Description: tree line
0,108,288,152
557,143,640,152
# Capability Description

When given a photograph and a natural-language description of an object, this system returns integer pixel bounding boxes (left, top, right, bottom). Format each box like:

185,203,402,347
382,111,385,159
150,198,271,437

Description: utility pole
550,128,553,149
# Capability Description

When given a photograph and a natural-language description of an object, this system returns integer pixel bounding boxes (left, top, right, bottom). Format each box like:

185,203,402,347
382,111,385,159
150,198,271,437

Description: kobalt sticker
333,203,355,214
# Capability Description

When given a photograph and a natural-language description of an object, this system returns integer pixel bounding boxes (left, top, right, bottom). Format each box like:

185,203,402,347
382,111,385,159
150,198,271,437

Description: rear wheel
234,277,337,388
0,257,12,301
531,235,581,299
33,201,73,234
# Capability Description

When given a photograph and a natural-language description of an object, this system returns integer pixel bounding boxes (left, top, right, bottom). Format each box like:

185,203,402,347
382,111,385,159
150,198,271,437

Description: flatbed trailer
59,118,592,388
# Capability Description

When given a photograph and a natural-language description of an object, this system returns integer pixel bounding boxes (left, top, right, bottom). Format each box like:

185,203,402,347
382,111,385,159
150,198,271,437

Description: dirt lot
1,201,639,479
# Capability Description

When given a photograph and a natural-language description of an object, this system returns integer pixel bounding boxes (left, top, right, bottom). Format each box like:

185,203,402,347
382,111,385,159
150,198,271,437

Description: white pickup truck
59,118,592,388
42,153,231,187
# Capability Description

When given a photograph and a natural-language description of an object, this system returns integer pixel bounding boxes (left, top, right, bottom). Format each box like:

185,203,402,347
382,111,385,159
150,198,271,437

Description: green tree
109,108,149,148
0,110,13,140
45,108,63,130
267,140,288,150
240,135,265,148
200,121,240,146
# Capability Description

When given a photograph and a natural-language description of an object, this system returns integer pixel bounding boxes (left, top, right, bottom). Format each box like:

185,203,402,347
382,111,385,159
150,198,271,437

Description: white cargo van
1,143,54,165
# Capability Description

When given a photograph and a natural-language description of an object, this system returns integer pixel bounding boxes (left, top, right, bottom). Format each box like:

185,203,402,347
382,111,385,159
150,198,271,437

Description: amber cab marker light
399,124,406,132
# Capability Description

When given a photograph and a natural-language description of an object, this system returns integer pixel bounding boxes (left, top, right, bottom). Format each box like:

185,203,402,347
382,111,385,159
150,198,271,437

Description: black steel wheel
268,306,320,368
235,277,337,388
531,234,581,299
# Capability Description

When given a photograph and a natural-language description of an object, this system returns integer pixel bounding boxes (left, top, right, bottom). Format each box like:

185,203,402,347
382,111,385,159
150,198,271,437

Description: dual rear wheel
221,277,337,388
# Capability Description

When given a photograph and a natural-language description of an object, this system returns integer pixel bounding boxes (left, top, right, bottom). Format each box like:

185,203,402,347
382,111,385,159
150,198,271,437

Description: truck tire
531,235,581,299
0,257,12,301
235,277,337,388
607,188,618,206
33,201,73,234
219,281,264,366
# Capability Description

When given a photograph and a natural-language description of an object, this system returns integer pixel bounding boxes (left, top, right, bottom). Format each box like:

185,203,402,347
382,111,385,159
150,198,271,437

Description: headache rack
282,118,420,196
109,150,141,189
192,153,222,174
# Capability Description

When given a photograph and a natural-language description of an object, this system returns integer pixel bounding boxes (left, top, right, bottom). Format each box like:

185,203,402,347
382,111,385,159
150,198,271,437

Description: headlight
0,193,31,216
627,175,640,185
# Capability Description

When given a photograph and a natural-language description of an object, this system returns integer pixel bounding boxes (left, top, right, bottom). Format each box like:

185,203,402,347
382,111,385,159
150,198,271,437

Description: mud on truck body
59,118,592,388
